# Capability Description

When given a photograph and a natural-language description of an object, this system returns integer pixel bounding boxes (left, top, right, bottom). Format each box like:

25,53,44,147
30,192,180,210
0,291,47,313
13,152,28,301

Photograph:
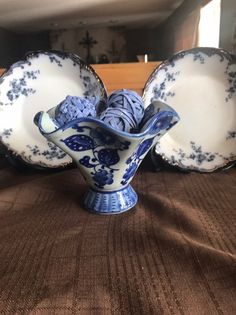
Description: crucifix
79,31,97,64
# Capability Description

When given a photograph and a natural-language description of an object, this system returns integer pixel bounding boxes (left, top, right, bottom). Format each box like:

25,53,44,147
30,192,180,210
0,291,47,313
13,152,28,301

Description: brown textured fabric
0,158,235,315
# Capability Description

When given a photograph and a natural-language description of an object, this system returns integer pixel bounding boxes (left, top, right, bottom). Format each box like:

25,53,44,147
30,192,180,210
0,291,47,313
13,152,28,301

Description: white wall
220,0,236,53
50,27,127,63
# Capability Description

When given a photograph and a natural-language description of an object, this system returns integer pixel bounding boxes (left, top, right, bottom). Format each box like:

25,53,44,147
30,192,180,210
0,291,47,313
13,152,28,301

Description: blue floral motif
136,139,153,158
97,148,120,166
0,128,67,166
1,128,12,139
121,137,154,185
48,55,63,67
193,52,205,64
80,74,98,98
122,162,137,183
61,126,130,188
0,50,106,110
92,169,114,187
140,107,177,136
0,128,13,151
62,134,94,151
11,60,32,70
225,66,236,102
151,114,176,135
145,48,233,109
167,48,226,65
79,156,96,168
152,69,179,102
6,70,40,103
171,141,222,166
226,131,236,140
0,51,106,169
26,141,66,161
143,48,236,171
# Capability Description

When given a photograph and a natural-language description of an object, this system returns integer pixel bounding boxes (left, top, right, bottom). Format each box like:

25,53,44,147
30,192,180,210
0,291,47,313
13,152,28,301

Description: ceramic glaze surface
0,51,106,168
143,48,236,172
35,100,179,213
84,185,138,214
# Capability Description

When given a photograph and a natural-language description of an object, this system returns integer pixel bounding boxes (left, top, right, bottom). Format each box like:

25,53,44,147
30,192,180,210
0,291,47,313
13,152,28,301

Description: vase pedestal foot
84,184,138,214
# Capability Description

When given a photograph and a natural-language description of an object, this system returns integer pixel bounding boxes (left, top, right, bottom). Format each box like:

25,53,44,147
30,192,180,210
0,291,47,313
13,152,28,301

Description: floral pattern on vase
62,126,130,188
121,138,154,185
35,100,179,214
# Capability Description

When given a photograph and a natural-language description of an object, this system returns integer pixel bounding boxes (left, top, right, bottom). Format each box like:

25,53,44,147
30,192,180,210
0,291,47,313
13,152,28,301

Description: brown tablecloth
0,158,235,315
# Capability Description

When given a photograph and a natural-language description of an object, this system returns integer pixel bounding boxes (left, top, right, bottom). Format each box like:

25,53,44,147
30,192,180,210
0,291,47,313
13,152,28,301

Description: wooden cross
79,31,97,63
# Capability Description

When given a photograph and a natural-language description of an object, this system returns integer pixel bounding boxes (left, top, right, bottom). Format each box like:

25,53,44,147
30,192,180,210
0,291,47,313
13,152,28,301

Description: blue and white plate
0,51,106,168
143,47,236,172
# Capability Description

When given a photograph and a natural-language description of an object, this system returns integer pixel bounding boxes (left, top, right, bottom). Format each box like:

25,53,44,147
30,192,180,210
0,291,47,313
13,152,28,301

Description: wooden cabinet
92,61,161,96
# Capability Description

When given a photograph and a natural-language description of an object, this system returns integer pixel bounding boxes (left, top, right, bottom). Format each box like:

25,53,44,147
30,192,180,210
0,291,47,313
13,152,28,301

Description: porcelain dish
35,100,179,214
0,51,106,168
143,47,236,172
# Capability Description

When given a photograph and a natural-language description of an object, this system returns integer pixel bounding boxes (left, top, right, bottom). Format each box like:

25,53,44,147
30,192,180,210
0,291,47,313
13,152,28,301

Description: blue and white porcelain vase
34,101,179,214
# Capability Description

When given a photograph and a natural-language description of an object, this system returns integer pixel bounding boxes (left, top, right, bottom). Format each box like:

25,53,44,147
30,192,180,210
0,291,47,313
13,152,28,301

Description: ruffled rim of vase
35,100,180,140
